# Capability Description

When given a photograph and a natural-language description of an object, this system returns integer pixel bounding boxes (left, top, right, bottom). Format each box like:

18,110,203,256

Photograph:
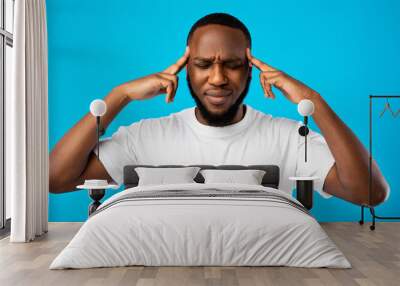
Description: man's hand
246,48,317,104
115,46,190,103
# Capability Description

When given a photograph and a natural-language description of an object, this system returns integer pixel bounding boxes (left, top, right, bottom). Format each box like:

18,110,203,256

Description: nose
208,64,228,86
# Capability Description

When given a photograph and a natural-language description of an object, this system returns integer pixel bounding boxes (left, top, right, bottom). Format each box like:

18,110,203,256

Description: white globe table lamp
289,99,319,210
76,99,118,216
90,99,107,162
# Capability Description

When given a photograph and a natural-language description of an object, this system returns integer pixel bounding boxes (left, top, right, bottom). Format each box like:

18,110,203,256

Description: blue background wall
47,0,400,222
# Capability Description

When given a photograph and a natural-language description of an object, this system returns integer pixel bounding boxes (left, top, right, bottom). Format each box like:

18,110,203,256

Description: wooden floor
0,222,399,286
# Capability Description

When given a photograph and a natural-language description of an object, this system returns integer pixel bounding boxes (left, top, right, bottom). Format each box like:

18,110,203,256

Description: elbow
49,188,60,194
49,166,81,194
49,161,62,194
368,184,390,207
49,176,75,194
49,152,72,194
356,181,390,207
49,160,69,194
49,173,62,194
337,166,390,207
367,164,391,207
49,153,60,194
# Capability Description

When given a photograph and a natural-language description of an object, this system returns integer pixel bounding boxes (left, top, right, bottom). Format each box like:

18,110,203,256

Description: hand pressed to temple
115,46,190,104
246,48,318,104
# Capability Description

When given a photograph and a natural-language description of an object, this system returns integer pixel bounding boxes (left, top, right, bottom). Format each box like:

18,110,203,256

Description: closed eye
195,63,211,69
225,63,243,69
193,60,243,70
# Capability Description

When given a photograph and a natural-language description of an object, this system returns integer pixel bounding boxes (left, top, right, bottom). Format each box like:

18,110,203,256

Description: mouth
204,89,232,106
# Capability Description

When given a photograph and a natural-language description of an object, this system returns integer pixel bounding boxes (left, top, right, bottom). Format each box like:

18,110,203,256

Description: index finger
246,48,275,72
163,46,190,75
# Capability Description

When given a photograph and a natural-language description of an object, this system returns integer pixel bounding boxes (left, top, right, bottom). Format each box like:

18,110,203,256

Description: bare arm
49,89,130,193
247,48,389,207
49,47,190,194
312,95,389,207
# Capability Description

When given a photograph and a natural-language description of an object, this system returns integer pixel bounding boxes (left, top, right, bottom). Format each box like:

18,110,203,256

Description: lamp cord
304,116,308,162
96,116,100,160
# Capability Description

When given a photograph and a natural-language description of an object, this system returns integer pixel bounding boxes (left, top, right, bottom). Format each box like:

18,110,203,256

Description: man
50,13,389,207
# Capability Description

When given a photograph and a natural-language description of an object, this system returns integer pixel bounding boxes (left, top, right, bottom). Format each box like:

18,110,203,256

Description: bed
49,165,351,269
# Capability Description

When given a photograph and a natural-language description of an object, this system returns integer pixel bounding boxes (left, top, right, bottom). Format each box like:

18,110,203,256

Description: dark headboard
123,165,280,189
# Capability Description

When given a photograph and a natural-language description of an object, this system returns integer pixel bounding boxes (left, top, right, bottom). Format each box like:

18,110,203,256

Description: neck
195,104,246,126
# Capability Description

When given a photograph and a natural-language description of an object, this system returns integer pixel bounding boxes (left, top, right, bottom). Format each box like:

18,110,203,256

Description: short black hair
186,13,251,48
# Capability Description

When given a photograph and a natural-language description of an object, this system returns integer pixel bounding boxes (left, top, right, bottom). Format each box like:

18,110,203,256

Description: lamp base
88,189,105,216
289,176,319,210
295,180,313,210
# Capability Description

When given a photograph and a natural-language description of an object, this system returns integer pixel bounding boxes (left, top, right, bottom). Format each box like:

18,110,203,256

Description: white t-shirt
94,104,335,198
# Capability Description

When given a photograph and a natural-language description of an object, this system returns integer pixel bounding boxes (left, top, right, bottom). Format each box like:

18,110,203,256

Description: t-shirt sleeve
295,125,335,199
93,126,138,185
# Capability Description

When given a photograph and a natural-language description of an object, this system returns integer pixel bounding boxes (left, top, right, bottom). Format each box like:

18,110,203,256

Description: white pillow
200,169,266,185
135,167,201,186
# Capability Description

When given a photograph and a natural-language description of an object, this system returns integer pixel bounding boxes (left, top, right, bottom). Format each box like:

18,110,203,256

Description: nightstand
76,183,119,216
289,176,319,210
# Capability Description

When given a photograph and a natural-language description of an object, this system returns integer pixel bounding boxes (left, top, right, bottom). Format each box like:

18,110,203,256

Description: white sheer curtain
6,0,49,242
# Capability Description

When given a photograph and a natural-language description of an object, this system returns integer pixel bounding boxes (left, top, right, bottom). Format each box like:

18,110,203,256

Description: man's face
186,24,251,126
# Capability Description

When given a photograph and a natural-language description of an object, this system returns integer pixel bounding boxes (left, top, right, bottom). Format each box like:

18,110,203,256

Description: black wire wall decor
359,95,400,230
379,97,400,118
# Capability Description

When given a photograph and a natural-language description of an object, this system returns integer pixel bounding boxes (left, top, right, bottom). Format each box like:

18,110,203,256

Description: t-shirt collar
184,104,254,138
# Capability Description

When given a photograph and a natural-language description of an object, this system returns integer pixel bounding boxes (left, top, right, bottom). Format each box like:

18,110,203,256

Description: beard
186,74,252,127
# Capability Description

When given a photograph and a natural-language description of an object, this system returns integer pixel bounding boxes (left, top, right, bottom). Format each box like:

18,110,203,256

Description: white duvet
49,183,351,269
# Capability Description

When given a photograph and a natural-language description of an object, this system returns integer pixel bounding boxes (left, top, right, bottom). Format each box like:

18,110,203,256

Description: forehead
189,24,248,59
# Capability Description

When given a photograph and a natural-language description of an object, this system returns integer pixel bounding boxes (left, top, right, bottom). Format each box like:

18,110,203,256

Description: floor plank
0,222,399,286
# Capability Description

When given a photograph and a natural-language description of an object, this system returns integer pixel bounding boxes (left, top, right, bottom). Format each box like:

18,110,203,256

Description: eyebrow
192,57,243,63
